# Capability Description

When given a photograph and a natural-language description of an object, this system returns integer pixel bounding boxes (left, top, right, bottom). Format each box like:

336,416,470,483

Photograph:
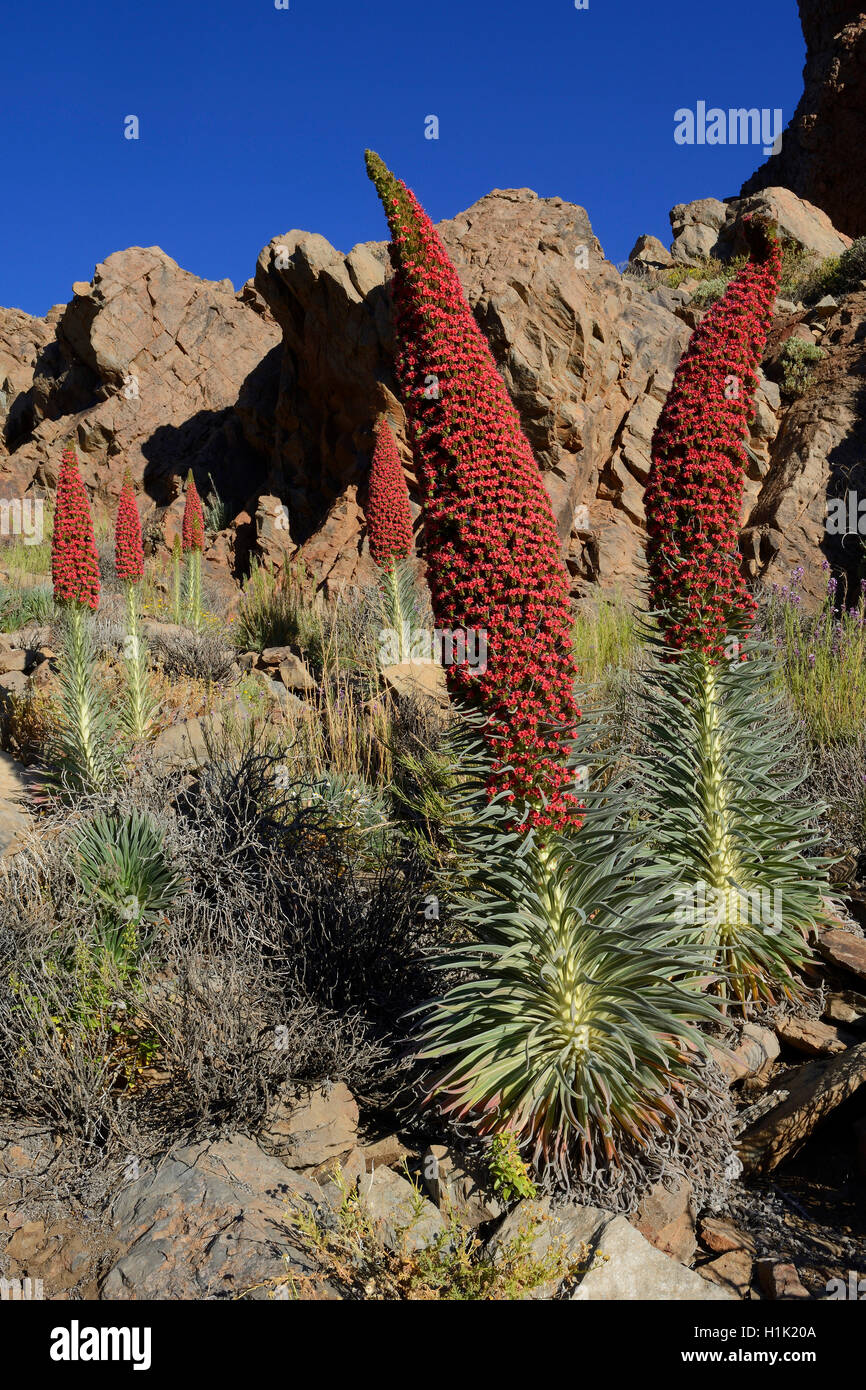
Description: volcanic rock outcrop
252,188,694,595
0,248,281,533
741,0,866,239
0,184,862,608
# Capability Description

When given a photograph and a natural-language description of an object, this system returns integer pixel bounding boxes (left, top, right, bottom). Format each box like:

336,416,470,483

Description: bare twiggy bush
151,626,238,684
0,730,437,1194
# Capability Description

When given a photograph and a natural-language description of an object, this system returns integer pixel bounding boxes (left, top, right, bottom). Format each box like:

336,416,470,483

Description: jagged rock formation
741,289,866,607
0,248,282,537
668,188,850,266
0,186,862,608
741,1,866,239
252,189,694,595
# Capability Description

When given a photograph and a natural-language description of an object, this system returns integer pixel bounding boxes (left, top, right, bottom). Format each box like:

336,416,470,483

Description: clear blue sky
1,0,804,317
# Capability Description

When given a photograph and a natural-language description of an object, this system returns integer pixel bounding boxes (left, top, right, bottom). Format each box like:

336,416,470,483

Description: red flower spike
366,419,414,568
114,472,144,583
644,218,781,659
365,151,582,833
181,471,205,553
51,442,101,610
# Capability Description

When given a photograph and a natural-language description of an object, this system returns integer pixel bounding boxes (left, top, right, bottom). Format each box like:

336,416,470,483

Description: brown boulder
774,1015,849,1057
756,1259,811,1301
258,1082,359,1172
0,246,281,551
738,1039,866,1173
700,1250,754,1299
699,1217,756,1257
632,1178,696,1264
817,927,866,982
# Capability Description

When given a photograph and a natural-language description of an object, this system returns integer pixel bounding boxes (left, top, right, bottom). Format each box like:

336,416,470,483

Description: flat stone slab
101,1135,334,1300
817,928,866,983
775,1015,848,1057
571,1215,735,1301
738,1040,866,1173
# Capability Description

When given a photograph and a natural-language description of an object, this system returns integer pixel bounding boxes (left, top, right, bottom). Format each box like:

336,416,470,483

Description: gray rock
629,234,674,269
276,654,317,693
669,197,730,263
151,713,223,769
358,1164,447,1253
489,1198,733,1300
670,188,851,269
0,670,27,698
102,1135,333,1300
421,1144,502,1228
0,750,37,857
572,1216,735,1301
807,295,839,320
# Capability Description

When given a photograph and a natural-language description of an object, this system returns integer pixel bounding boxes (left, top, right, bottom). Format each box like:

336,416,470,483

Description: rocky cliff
0,184,862,610
741,1,866,240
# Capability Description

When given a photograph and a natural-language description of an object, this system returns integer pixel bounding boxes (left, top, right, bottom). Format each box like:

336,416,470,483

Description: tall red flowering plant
644,217,781,658
637,222,827,1005
52,443,101,611
114,473,154,740
181,471,205,554
365,151,581,833
366,419,413,568
115,473,144,583
362,154,729,1179
50,443,114,788
365,418,418,666
181,471,205,630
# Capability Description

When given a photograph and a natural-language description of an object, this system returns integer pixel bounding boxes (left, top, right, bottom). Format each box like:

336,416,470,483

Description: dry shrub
0,686,57,765
0,730,437,1196
151,627,237,684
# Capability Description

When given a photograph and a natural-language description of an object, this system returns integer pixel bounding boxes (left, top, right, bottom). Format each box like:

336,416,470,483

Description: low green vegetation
272,1166,592,1300
234,559,322,653
779,337,826,398
759,570,866,746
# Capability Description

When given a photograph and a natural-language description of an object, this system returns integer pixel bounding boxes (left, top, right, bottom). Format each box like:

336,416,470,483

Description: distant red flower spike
366,151,581,832
181,471,205,552
51,442,101,610
115,472,144,583
366,419,414,568
644,217,781,658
